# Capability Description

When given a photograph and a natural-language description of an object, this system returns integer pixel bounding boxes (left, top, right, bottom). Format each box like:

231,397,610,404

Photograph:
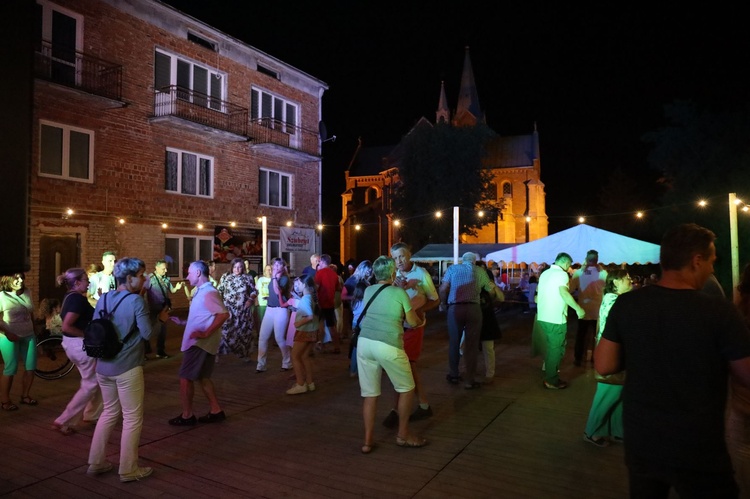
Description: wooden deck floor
0,307,633,498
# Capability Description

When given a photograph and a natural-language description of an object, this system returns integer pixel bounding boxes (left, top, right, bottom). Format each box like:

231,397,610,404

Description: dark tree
644,100,750,294
392,123,496,248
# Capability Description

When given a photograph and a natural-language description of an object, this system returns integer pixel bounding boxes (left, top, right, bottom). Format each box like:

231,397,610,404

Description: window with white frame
259,168,291,208
154,49,224,111
39,121,94,182
165,148,213,197
164,235,213,278
35,1,83,86
250,88,298,134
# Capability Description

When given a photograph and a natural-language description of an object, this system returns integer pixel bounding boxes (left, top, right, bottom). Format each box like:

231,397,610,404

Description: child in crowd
285,276,305,349
286,275,320,395
39,298,63,335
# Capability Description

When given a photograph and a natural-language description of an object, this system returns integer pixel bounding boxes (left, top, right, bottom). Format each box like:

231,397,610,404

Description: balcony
154,85,248,136
34,40,122,101
249,118,320,158
153,88,320,157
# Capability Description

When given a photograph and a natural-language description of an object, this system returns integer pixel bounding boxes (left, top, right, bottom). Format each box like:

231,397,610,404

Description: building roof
484,133,539,168
348,145,395,176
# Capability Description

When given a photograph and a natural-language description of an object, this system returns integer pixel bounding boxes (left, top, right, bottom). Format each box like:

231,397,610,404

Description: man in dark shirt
596,223,750,497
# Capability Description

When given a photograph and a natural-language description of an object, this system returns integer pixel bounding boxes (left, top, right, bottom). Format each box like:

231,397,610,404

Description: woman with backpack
52,268,102,435
87,257,167,483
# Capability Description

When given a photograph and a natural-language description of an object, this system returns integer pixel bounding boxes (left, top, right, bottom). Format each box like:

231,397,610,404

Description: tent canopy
411,243,516,262
485,224,660,265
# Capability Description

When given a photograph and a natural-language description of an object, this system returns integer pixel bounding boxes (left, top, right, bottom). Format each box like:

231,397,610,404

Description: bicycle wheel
35,336,75,380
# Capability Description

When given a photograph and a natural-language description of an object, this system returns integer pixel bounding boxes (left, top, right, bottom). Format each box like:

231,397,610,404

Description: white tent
485,224,660,265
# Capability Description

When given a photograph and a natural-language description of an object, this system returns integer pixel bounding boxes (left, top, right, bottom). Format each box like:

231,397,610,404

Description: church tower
436,81,450,124
453,46,485,127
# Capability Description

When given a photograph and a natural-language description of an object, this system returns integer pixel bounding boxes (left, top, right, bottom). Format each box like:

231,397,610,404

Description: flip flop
396,436,428,448
20,397,38,406
1,401,18,411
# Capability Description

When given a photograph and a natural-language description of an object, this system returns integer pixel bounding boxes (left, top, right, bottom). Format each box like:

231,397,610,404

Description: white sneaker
286,384,308,395
120,466,153,482
307,382,316,392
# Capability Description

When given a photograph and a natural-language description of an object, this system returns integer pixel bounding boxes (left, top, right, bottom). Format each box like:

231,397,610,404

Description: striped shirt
441,262,494,304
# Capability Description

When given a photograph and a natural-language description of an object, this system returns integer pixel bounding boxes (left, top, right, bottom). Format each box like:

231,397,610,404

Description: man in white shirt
88,251,116,307
168,261,229,426
536,252,585,389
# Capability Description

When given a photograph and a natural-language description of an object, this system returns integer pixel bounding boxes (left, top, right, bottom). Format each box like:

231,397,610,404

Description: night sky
160,1,750,247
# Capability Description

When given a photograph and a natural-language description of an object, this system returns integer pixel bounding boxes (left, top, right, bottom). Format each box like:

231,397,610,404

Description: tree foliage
644,100,750,293
392,123,496,247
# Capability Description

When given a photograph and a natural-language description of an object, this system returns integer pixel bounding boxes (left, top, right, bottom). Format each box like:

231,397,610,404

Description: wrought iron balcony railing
34,40,122,101
153,88,320,156
248,117,320,156
154,85,248,136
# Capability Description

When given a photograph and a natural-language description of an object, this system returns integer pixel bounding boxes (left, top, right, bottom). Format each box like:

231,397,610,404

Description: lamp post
730,193,740,302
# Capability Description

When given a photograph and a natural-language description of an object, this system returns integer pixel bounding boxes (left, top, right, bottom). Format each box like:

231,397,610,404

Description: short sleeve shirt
183,282,228,354
536,264,570,325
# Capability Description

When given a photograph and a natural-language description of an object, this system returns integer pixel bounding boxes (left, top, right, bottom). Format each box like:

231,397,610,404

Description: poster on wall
280,227,315,252
214,226,263,264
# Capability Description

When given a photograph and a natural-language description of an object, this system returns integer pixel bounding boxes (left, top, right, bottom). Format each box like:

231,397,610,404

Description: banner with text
280,227,315,252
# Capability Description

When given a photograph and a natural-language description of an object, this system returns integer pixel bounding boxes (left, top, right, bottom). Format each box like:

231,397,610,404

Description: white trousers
88,366,144,475
257,306,291,370
55,336,102,427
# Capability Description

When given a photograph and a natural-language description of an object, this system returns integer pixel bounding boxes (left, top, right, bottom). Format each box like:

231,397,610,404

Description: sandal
20,396,38,406
1,401,18,411
396,435,428,448
361,443,376,454
52,422,75,436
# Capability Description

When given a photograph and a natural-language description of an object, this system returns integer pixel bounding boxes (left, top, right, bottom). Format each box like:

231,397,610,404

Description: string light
54,192,750,235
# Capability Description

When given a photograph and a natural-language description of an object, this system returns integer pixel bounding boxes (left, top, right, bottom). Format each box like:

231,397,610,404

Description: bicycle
35,333,75,380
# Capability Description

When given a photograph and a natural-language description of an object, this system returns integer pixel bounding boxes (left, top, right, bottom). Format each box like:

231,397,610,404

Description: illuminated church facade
339,47,548,262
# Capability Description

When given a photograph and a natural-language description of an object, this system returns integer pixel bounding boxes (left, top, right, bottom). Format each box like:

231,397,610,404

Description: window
502,182,513,197
250,88,298,134
155,49,224,111
269,241,291,269
35,1,83,86
39,121,93,182
165,235,213,278
165,148,213,197
259,168,291,208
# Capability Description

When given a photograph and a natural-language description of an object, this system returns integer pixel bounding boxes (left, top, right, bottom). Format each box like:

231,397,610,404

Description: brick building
30,0,327,307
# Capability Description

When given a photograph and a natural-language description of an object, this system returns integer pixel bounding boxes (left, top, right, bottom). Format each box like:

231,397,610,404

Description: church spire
436,80,450,124
454,46,484,127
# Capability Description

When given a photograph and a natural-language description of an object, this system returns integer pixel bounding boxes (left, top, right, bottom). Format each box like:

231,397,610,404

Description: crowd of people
6,222,750,494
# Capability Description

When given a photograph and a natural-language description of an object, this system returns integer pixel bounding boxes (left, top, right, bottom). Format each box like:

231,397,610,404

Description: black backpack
83,292,138,359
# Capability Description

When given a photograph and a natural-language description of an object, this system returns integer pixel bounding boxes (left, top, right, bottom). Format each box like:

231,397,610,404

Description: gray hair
114,257,145,285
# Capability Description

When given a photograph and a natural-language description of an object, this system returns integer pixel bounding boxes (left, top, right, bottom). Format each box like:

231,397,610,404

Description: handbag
350,284,388,348
594,370,626,385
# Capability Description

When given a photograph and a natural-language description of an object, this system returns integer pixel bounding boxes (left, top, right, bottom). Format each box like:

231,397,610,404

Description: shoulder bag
350,284,388,348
